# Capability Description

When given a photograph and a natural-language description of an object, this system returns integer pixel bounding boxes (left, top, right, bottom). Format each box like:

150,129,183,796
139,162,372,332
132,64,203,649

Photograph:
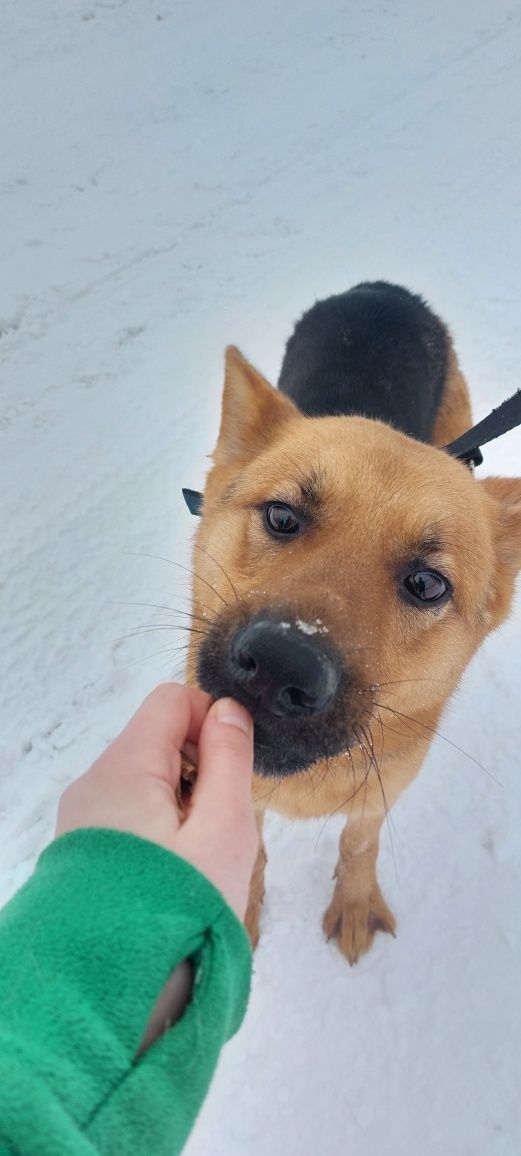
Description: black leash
443,388,521,469
182,389,521,516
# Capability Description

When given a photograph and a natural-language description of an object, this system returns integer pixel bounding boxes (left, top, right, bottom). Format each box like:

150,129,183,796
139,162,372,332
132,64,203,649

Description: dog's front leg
323,813,395,965
244,812,267,948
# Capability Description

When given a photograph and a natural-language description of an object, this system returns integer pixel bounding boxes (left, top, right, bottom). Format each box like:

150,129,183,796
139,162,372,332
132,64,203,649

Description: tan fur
431,340,473,446
186,342,521,963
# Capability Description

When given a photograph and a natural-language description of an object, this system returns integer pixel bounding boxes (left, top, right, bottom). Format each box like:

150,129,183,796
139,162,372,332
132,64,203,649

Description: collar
182,388,521,516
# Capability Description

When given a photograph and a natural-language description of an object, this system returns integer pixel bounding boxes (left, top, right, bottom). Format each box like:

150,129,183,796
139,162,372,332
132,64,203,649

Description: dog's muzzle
196,611,354,777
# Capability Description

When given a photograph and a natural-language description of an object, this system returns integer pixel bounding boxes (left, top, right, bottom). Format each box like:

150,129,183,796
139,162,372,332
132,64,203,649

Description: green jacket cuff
0,829,252,1155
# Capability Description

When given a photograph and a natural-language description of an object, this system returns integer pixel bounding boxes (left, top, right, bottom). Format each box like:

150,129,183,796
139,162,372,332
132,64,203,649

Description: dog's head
191,348,521,778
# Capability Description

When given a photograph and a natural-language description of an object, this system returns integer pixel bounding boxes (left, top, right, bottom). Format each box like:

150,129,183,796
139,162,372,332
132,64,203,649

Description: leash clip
457,446,483,472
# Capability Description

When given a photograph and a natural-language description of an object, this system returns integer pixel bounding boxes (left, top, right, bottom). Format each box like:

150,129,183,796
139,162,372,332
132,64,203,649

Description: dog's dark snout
229,619,340,718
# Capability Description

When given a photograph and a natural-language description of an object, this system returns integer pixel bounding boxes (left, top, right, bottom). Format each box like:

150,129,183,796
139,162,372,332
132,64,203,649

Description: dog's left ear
213,346,299,465
480,476,521,571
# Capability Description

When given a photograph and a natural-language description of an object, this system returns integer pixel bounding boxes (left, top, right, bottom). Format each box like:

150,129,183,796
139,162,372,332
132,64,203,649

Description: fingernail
213,697,252,735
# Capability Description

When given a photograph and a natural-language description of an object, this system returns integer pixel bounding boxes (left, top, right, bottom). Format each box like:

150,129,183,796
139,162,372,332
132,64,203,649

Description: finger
174,698,258,917
96,683,211,786
188,698,254,829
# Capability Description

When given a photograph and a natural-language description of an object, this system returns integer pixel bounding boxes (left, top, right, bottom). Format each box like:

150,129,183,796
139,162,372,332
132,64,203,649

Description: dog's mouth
195,610,369,778
249,713,350,777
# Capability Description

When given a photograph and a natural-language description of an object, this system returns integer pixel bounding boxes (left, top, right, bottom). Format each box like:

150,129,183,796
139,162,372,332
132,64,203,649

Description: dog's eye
264,502,300,537
402,569,451,606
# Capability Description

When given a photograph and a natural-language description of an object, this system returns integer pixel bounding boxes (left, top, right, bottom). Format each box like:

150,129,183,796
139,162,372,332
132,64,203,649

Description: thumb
173,697,258,919
191,697,254,823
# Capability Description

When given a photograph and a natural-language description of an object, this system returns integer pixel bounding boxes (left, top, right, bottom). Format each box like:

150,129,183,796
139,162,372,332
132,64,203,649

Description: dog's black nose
229,619,340,718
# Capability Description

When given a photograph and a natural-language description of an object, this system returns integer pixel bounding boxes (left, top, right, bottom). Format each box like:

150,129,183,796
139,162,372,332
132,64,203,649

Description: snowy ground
2,1,521,1152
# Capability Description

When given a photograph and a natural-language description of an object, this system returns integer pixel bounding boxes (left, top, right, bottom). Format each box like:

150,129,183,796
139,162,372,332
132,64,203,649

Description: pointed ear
480,476,521,571
213,346,299,465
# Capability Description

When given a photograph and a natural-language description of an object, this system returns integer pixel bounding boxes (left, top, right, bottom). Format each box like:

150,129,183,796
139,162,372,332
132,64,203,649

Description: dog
185,281,521,963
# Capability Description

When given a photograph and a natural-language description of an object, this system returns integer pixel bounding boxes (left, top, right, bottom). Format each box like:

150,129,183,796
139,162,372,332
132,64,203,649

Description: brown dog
185,283,521,963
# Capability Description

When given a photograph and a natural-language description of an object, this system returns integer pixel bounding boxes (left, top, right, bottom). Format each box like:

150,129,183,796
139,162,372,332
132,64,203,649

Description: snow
295,617,328,636
2,1,521,1153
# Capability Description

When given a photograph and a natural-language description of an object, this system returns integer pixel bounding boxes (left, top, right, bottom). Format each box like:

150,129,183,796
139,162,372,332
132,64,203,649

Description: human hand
56,683,258,920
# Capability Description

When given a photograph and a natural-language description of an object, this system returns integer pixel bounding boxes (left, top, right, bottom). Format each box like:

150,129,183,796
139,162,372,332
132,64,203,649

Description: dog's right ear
480,476,521,572
213,346,299,465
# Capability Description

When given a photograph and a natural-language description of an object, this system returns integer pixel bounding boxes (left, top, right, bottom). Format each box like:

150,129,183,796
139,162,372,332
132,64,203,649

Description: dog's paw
323,885,396,965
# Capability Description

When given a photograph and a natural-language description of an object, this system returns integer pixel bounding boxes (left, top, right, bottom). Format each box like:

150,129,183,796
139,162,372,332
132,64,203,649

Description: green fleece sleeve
0,829,252,1155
